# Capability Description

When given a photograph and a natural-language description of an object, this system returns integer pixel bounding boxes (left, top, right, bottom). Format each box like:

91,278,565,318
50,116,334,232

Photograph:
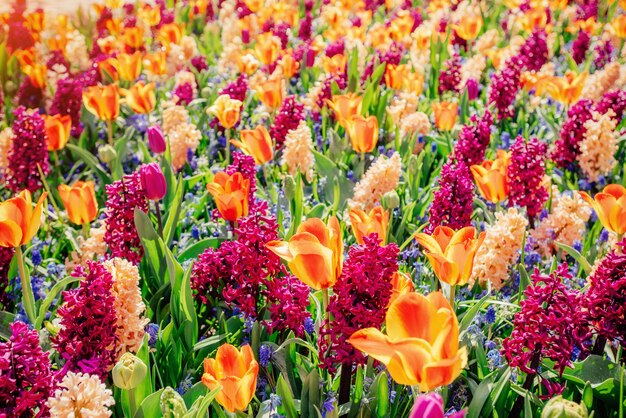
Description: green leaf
184,386,222,418
0,311,15,339
66,144,112,185
459,292,491,334
178,238,224,262
373,371,389,418
134,389,164,418
518,264,532,299
467,374,495,418
35,276,80,329
135,209,168,288
555,242,592,274
277,375,298,418
163,175,184,246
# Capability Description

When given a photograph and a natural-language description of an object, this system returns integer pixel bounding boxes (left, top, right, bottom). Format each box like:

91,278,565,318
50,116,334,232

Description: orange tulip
83,84,120,121
207,172,250,222
117,52,142,81
579,184,626,236
158,23,184,48
451,15,483,40
404,71,425,96
321,54,347,75
23,64,46,89
237,53,260,75
98,58,120,82
0,190,48,248
544,71,588,106
122,81,156,114
58,181,98,225
231,125,274,164
122,26,144,50
611,15,626,38
255,78,284,110
348,291,467,390
278,54,299,79
349,206,389,245
432,102,458,131
325,93,363,127
266,217,343,290
414,226,485,286
345,115,379,154
14,49,36,69
388,271,414,307
254,33,281,66
389,11,415,41
138,4,161,27
207,95,243,129
385,64,410,90
45,114,72,151
144,52,167,76
470,151,510,204
521,7,548,32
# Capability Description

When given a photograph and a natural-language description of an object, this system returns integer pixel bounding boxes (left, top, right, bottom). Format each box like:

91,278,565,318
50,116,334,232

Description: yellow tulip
207,95,243,129
349,206,389,245
579,184,626,236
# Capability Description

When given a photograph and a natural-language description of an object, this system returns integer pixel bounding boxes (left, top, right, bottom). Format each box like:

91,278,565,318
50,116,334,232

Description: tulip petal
425,252,460,286
603,184,626,199
215,344,247,379
266,240,294,262
594,193,617,232
0,220,23,247
385,293,436,341
610,195,626,235
421,347,468,392
414,233,444,255
297,218,331,247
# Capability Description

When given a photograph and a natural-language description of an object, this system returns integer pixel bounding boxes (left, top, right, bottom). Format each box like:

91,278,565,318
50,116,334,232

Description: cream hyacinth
104,258,149,358
281,120,315,181
0,127,14,179
47,372,115,418
578,110,618,182
161,102,201,171
65,224,107,274
471,208,528,290
581,62,621,101
349,152,402,211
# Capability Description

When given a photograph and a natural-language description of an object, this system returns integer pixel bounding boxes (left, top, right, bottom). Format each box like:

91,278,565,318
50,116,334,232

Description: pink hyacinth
452,111,493,166
595,90,626,121
489,57,522,121
551,100,594,168
518,30,548,72
0,247,14,309
226,152,257,208
438,54,462,94
270,95,305,149
507,135,548,220
571,30,590,65
16,76,44,110
426,159,474,233
6,106,49,193
50,77,85,137
219,73,248,103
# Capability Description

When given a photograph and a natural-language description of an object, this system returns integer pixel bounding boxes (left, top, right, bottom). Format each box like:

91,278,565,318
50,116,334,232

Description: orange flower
266,217,343,290
278,53,299,79
117,52,142,81
254,33,281,66
611,15,626,38
325,93,363,127
349,206,389,245
404,71,424,96
122,27,144,50
122,81,156,114
321,54,347,75
389,11,415,42
255,78,284,110
432,102,458,131
14,49,36,69
207,95,243,129
236,53,260,75
345,115,379,154
158,23,184,48
98,58,120,82
138,4,161,27
384,64,410,90
544,71,587,106
579,184,626,236
470,151,510,203
451,15,483,40
83,84,120,122
144,52,167,76
521,7,548,32
231,125,274,164
207,172,250,222
23,63,46,89
45,114,72,151
414,226,485,286
348,291,467,390
388,271,414,307
58,181,98,225
0,190,48,248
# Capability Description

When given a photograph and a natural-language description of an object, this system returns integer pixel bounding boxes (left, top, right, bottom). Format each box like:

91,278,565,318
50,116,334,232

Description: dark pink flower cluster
52,261,118,380
452,111,493,166
576,0,597,20
502,263,590,375
426,160,474,233
174,82,195,105
0,247,14,310
0,321,53,417
362,42,402,83
438,54,462,94
583,242,626,348
265,274,311,336
6,106,49,193
507,135,548,219
270,95,305,149
489,57,522,120
226,152,257,207
596,89,626,121
551,99,594,168
318,236,398,372
50,77,86,137
104,172,149,264
593,39,614,70
571,30,590,64
16,76,44,110
518,30,548,72
219,73,248,103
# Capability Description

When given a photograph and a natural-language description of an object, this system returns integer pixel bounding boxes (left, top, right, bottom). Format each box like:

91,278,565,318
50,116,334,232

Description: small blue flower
31,249,42,266
146,323,159,347
259,344,273,368
176,374,194,395
191,225,200,240
304,317,315,334
485,305,496,324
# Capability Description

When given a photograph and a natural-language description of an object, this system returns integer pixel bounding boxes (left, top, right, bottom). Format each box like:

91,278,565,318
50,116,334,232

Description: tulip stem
321,288,330,345
82,222,91,239
449,285,456,309
225,129,231,165
127,389,137,417
36,163,62,217
15,246,37,325
107,120,114,145
154,201,163,237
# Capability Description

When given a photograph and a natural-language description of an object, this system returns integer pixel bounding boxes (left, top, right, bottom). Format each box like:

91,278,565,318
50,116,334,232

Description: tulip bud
112,353,147,390
408,155,419,177
382,191,400,210
147,125,167,154
140,163,167,201
160,386,188,417
542,396,588,418
98,145,117,164
283,175,296,201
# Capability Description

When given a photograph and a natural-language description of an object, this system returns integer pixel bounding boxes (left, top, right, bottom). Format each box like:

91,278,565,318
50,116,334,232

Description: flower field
1,0,626,416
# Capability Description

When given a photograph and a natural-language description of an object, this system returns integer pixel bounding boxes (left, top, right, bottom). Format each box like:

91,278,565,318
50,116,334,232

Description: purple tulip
409,393,466,418
140,163,166,201
147,125,166,154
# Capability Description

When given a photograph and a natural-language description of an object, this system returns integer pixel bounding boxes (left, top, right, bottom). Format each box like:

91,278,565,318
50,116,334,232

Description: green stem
36,163,62,217
154,201,163,237
449,284,456,310
128,388,137,417
16,246,36,325
82,222,91,239
107,120,114,145
225,129,231,165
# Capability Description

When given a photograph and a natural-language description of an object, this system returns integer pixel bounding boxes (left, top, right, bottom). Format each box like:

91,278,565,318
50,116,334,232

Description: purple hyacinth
452,111,493,166
426,159,474,233
551,99,594,168
438,54,462,94
518,30,548,71
489,57,522,120
269,95,305,149
595,90,626,121
50,77,85,137
507,135,548,219
572,30,590,65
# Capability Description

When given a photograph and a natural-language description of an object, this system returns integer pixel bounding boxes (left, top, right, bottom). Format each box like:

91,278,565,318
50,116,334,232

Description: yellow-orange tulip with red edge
23,64,46,89
255,78,284,110
207,95,243,129
0,190,48,248
207,172,250,222
254,33,281,66
388,271,414,307
321,54,347,75
432,102,458,131
389,11,415,41
237,53,260,75
122,26,144,50
415,226,485,286
202,344,258,413
231,125,274,164
138,4,161,27
470,151,510,204
45,114,72,151
266,217,343,290
349,206,389,245
325,93,363,127
384,64,410,90
278,54,300,79
579,184,626,236
14,49,36,69
611,15,626,38
346,115,379,154
58,181,98,225
122,81,156,114
83,84,120,122
544,71,587,106
99,58,120,82
117,52,142,81
158,23,183,48
348,291,467,390
451,15,483,40
144,52,167,76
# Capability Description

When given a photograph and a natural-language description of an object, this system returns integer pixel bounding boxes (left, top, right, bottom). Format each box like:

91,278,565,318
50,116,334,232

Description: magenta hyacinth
551,99,594,168
318,236,398,372
50,77,85,137
219,73,248,103
0,321,54,417
52,261,118,380
507,135,548,219
6,106,49,193
226,152,257,208
438,54,462,94
502,263,590,376
269,95,305,149
518,30,548,72
452,110,493,166
16,76,44,110
489,57,522,121
571,30,590,65
104,171,150,264
0,247,15,310
426,159,474,233
595,89,626,121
